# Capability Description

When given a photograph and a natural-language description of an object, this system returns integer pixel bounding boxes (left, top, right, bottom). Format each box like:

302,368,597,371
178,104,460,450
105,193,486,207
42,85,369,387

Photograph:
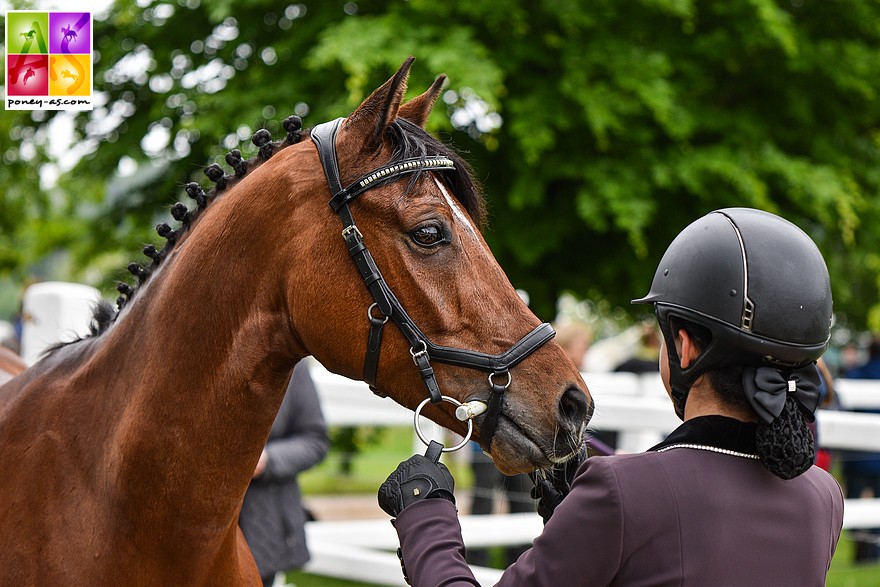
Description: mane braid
59,113,480,349
65,115,306,346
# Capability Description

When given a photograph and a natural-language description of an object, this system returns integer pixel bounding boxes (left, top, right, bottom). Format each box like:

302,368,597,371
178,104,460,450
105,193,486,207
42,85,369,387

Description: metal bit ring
413,395,473,452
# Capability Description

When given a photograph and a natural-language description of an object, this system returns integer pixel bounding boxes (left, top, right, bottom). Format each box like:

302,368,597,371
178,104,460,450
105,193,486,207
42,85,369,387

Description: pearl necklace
656,443,760,460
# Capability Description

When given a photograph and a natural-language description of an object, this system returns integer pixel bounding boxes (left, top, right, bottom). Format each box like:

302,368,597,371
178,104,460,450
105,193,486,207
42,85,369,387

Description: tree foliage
2,0,880,332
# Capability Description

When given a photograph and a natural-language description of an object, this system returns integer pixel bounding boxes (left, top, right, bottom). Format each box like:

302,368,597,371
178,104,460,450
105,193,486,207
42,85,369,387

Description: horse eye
410,224,447,247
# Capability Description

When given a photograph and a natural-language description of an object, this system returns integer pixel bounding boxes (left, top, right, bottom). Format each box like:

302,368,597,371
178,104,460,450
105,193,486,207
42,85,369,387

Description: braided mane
82,112,484,340
75,115,305,340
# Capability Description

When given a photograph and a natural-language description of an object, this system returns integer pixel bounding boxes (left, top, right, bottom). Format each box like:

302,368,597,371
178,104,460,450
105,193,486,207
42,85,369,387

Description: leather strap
311,116,556,438
426,323,556,372
311,117,346,196
364,305,387,393
480,374,509,450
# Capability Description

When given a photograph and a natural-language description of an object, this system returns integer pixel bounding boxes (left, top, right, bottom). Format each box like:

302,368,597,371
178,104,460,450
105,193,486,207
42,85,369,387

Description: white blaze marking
433,176,479,242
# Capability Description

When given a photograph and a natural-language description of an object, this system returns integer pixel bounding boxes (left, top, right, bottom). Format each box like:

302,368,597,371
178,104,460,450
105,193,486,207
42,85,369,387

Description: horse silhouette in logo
61,70,79,83
20,30,36,41
61,25,77,44
23,68,36,85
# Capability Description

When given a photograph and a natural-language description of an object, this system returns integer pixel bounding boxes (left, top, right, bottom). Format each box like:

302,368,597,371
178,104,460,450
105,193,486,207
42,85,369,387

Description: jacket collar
649,415,758,454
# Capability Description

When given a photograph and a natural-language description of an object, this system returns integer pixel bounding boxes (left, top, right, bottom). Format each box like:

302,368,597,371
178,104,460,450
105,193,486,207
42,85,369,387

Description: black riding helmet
633,208,832,419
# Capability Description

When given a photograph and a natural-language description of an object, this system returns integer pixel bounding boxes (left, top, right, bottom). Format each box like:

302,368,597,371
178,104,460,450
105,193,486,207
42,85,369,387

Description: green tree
3,0,880,331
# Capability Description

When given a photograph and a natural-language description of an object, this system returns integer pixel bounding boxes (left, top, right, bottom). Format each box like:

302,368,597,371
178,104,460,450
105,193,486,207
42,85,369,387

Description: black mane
112,116,306,317
387,118,486,228
72,113,485,343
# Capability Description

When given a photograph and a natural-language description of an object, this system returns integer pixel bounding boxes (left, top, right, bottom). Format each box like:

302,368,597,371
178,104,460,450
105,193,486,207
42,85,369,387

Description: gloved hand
378,441,456,518
530,442,587,524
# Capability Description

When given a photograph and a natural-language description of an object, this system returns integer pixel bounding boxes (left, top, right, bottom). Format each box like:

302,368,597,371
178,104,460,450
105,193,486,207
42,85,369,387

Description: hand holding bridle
378,441,456,518
530,442,587,524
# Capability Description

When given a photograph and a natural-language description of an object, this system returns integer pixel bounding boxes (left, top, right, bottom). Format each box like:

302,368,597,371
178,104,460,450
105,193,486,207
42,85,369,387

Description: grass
293,427,880,586
828,537,880,587
298,427,473,494
284,571,380,587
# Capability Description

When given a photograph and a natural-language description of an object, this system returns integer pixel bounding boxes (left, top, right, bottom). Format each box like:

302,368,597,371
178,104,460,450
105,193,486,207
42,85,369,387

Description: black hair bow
742,364,821,424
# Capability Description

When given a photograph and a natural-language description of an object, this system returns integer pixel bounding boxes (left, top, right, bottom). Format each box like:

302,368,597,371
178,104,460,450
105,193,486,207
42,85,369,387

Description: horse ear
398,75,446,129
343,57,414,151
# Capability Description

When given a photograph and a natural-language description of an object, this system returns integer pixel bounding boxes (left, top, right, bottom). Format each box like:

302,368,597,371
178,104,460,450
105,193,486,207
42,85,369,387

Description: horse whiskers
546,420,589,466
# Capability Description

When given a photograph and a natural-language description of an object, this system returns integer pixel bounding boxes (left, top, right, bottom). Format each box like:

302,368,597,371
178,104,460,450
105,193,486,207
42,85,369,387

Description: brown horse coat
0,59,590,585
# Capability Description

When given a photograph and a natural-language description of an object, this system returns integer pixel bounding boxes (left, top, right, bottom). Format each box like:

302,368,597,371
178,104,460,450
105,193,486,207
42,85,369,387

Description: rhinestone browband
356,157,454,191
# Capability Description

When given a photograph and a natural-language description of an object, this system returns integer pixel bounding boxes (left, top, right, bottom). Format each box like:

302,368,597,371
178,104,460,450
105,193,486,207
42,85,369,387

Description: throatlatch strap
311,116,556,427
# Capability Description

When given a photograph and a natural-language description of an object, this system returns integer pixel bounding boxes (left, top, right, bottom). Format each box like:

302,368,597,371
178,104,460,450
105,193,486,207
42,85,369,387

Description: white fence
304,363,880,586
13,286,880,585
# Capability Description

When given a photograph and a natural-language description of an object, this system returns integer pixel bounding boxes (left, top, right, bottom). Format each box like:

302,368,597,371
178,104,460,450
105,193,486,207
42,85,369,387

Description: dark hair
670,317,815,479
668,317,750,413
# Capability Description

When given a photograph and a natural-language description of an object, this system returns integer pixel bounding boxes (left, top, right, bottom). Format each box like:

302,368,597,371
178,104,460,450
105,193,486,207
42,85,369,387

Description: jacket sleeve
393,457,625,587
262,363,331,481
394,499,481,587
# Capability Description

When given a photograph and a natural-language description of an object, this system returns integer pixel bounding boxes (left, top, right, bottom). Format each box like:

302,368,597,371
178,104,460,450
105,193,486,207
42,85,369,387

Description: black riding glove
530,442,587,524
378,441,456,518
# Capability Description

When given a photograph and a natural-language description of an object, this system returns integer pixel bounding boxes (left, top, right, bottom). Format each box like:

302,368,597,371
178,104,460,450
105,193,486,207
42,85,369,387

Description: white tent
19,281,103,365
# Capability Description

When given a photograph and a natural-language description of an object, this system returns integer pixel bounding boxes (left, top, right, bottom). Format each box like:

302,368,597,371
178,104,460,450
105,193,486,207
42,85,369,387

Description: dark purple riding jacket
393,417,843,586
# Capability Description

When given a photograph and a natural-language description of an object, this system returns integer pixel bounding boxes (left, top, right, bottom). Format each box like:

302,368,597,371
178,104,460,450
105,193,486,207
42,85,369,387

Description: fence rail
303,362,880,586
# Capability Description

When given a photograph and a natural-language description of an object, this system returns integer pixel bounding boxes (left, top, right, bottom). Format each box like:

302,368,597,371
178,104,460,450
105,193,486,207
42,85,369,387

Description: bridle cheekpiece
311,117,555,450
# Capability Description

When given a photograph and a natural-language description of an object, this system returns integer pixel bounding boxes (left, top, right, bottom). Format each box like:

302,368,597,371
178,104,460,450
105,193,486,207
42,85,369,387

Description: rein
311,117,555,449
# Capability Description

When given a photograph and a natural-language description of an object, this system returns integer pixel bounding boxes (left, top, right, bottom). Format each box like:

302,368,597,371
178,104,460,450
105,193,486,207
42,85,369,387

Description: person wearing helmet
377,208,844,586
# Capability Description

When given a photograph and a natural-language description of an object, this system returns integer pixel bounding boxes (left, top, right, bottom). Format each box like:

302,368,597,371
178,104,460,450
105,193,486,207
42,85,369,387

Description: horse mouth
485,413,582,475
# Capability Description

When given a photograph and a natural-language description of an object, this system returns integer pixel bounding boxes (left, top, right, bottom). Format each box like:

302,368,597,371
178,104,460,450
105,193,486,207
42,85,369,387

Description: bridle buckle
341,224,362,241
409,340,428,366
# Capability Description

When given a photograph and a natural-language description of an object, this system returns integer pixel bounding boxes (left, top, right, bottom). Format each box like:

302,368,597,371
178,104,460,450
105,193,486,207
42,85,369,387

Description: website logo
5,10,94,111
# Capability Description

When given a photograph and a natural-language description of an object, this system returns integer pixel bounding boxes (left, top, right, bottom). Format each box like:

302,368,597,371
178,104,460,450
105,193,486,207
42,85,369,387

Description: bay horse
0,58,591,585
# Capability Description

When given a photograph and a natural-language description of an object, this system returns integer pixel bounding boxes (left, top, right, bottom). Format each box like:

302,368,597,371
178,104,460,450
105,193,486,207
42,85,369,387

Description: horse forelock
65,112,482,349
386,118,486,229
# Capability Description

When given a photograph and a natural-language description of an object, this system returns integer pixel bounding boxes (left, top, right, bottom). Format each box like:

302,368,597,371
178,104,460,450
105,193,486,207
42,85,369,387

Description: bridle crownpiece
311,117,555,450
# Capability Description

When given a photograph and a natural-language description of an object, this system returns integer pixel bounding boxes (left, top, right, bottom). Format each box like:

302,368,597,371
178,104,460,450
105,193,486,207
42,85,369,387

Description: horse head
278,58,592,473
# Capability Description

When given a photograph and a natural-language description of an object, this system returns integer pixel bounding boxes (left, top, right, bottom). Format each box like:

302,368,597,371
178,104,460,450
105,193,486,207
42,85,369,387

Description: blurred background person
812,358,839,472
840,335,880,563
554,321,592,370
612,320,661,374
238,362,330,586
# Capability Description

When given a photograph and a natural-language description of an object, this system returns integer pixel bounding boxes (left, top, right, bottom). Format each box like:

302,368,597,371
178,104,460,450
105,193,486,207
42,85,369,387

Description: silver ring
409,340,428,366
367,303,388,324
413,395,473,452
488,371,511,389
409,339,428,358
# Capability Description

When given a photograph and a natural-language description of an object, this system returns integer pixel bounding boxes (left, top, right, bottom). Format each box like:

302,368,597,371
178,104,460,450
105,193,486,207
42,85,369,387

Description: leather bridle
311,117,556,448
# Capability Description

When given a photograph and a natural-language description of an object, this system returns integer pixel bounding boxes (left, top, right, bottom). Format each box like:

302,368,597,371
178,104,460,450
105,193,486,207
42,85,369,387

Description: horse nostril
558,386,590,426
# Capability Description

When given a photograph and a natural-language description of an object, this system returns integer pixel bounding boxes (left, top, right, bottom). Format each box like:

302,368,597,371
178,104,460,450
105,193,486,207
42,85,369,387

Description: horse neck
91,185,307,532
